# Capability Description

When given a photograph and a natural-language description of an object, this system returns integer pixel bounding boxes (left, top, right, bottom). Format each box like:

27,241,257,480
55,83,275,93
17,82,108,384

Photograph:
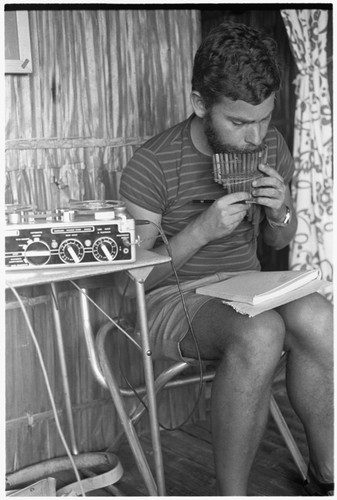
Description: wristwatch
267,205,292,228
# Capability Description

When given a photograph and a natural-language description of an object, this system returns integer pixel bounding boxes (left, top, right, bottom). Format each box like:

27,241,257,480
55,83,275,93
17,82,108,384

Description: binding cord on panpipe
212,144,268,237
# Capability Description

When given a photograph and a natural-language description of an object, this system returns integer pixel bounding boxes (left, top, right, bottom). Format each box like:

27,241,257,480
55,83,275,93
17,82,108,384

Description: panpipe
212,144,268,236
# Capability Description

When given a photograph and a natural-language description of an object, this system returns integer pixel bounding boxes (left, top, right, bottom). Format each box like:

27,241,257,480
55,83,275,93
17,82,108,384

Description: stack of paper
195,269,330,317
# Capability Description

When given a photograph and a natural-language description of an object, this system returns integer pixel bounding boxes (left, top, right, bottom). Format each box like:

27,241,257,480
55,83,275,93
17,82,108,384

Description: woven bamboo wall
5,8,204,473
5,9,200,207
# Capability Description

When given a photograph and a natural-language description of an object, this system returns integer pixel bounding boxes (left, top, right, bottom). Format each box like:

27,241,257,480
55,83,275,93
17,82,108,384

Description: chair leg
96,323,159,495
130,363,308,483
100,321,307,486
270,394,308,481
129,362,190,424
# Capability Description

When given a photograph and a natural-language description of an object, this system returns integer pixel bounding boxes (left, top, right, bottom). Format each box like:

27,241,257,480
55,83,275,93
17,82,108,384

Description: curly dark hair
192,22,281,107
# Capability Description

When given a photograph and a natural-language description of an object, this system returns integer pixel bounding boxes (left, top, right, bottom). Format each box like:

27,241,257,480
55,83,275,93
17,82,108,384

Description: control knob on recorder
59,239,85,264
24,239,51,266
92,237,118,262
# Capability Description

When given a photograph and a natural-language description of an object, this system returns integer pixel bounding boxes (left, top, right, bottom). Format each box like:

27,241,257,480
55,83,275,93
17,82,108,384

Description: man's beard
203,112,258,154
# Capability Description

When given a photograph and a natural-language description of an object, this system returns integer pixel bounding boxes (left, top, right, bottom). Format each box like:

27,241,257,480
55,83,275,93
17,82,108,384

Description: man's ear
190,91,207,118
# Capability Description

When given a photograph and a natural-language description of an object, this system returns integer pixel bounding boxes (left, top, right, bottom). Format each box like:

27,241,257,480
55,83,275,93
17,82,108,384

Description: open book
195,269,321,305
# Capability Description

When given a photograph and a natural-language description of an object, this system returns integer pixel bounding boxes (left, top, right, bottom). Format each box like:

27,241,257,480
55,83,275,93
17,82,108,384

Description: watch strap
267,205,291,228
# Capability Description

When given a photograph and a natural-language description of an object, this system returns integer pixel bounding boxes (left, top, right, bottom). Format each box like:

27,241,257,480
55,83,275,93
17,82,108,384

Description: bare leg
278,293,334,483
180,300,286,495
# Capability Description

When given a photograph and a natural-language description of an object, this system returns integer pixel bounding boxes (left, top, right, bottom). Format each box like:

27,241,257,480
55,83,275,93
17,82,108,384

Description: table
5,248,171,496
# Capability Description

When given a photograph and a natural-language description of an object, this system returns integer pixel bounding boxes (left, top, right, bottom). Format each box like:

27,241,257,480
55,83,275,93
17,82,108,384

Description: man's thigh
275,292,333,351
181,298,285,361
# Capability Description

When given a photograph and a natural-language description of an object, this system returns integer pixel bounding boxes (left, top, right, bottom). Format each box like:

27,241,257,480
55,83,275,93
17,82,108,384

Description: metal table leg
78,286,108,389
77,269,166,495
50,283,79,456
6,283,123,496
89,266,166,495
78,284,159,495
131,271,166,496
96,327,159,495
39,284,123,494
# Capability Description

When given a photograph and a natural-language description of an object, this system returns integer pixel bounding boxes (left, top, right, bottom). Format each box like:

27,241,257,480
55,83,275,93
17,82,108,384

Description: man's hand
251,163,288,223
195,192,251,245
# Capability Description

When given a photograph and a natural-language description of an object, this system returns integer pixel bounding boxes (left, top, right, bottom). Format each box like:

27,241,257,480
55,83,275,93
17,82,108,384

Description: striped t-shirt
120,114,294,286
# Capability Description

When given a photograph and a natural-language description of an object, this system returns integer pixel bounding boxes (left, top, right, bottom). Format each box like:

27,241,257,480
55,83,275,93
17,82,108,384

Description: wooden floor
77,375,310,497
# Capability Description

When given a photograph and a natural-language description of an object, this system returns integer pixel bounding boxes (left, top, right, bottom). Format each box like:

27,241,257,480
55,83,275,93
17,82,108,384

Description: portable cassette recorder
5,200,136,270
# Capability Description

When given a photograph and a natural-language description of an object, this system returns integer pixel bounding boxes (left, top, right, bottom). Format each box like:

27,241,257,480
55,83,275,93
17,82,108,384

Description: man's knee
186,301,286,366
280,293,333,350
224,310,286,372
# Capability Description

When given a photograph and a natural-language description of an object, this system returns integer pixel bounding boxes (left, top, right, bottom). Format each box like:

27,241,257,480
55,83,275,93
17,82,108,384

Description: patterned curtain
280,10,333,297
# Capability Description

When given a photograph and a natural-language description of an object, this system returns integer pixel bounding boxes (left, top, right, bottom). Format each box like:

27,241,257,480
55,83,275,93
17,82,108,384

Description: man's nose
245,123,262,147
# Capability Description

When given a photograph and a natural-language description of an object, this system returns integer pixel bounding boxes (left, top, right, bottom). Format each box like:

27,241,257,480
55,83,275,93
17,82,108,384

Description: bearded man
119,22,333,496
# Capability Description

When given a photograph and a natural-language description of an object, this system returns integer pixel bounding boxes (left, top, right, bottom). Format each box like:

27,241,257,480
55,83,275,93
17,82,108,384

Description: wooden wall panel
5,8,203,473
5,285,146,471
5,9,200,209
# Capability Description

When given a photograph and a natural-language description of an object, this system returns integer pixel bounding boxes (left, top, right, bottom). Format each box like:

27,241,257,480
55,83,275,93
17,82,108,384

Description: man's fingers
258,163,284,182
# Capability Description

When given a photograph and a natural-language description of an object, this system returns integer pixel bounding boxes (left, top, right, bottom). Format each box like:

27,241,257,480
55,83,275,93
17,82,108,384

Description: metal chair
94,318,308,496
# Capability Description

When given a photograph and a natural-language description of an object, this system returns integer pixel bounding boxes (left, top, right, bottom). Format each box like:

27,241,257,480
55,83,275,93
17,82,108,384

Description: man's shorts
142,272,239,364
